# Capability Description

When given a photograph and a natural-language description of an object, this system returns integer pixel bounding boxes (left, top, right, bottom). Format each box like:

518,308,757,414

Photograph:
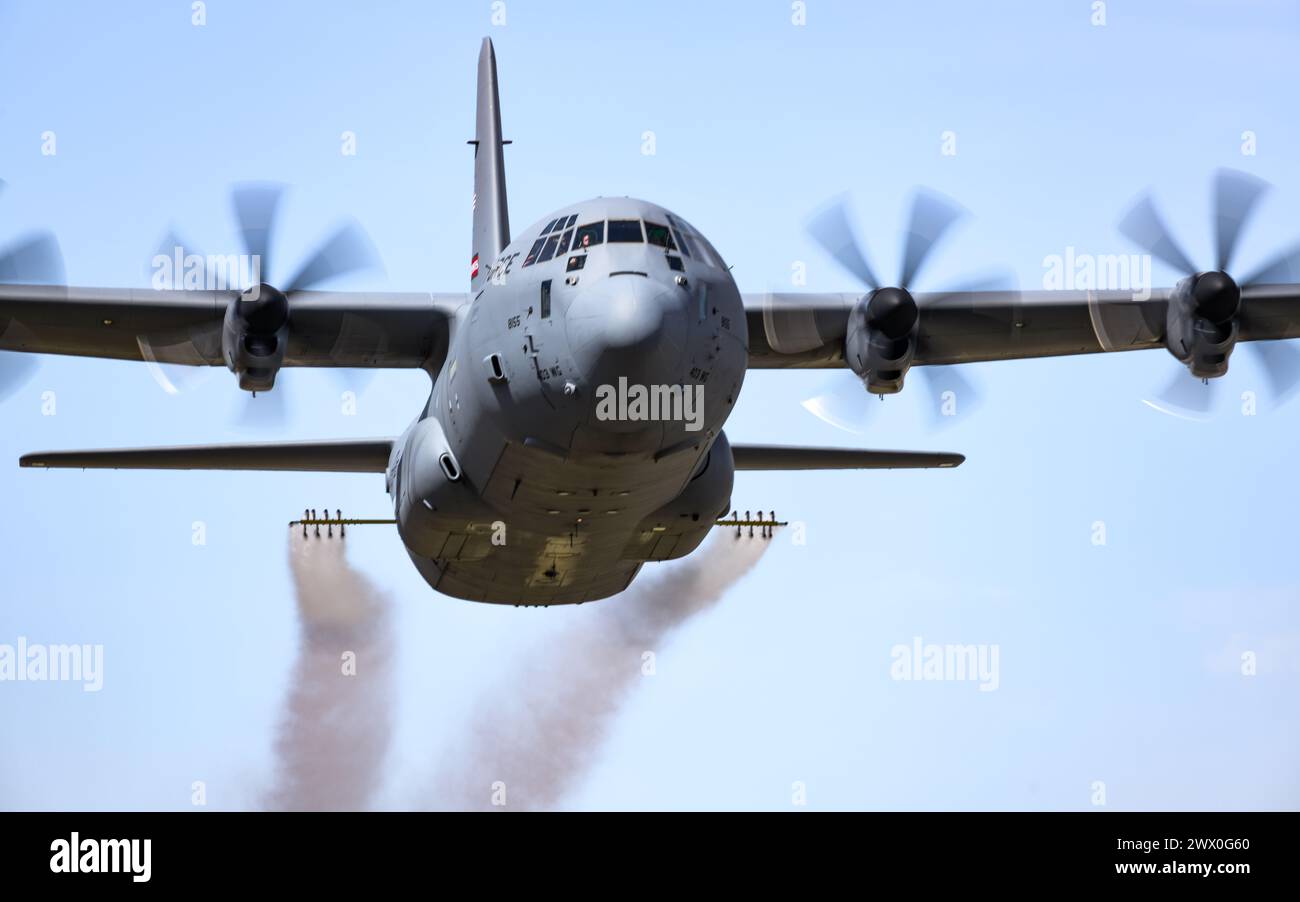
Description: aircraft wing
19,439,395,472
18,440,957,473
744,284,1300,368
730,444,962,469
0,285,464,369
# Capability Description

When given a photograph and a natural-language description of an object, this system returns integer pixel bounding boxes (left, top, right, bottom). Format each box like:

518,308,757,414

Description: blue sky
1,0,1297,810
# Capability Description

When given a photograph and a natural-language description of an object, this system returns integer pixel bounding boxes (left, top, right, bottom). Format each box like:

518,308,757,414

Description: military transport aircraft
3,38,1300,604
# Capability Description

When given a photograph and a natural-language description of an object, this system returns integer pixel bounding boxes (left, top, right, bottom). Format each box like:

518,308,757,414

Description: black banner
0,811,1288,888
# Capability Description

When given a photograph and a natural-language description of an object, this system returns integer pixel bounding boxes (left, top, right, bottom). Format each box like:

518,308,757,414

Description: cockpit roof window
564,213,578,229
541,218,559,235
607,219,644,243
645,221,676,250
573,221,604,250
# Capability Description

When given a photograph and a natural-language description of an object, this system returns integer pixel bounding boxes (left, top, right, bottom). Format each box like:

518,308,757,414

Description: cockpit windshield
573,221,604,250
607,219,644,243
644,221,676,250
522,213,724,269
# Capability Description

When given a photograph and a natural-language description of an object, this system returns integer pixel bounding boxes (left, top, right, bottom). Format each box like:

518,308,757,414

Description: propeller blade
1240,240,1300,287
150,228,210,289
0,232,65,284
800,374,877,434
1118,194,1197,277
230,183,285,282
1145,370,1217,419
1213,169,1270,273
915,366,981,428
806,196,880,291
0,228,63,399
898,189,966,289
0,351,38,402
1245,341,1300,406
284,219,381,293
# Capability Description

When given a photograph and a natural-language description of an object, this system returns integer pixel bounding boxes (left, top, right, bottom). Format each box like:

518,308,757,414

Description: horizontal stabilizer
20,439,394,473
730,444,963,470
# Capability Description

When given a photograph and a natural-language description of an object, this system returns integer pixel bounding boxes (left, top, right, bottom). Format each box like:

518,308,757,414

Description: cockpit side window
666,214,722,267
573,221,604,250
608,219,644,243
522,237,547,267
666,214,696,259
645,221,676,250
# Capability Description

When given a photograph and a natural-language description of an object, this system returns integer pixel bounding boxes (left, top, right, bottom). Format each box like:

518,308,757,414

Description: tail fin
470,37,511,291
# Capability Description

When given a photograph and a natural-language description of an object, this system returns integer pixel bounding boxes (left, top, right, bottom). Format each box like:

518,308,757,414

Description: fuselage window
537,233,561,263
522,237,547,267
555,229,573,256
541,279,552,318
573,221,604,250
667,255,684,272
608,219,644,243
645,222,676,250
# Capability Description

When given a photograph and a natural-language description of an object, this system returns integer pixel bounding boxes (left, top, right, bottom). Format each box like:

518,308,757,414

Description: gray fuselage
388,197,748,604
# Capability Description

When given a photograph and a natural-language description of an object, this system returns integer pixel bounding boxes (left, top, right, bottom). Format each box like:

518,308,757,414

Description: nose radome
565,275,689,389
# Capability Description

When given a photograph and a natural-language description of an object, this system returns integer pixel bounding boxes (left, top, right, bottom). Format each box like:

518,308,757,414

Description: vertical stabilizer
470,37,510,291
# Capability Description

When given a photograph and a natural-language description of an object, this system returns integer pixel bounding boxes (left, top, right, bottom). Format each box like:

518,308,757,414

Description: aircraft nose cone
604,285,665,350
566,275,689,391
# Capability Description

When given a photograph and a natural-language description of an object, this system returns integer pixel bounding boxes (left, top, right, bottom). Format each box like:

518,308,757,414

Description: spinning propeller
151,183,382,427
1121,168,1300,417
801,189,1013,432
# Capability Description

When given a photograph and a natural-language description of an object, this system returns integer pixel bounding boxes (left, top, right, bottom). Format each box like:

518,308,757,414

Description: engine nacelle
222,283,289,392
1166,272,1240,379
844,287,919,394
